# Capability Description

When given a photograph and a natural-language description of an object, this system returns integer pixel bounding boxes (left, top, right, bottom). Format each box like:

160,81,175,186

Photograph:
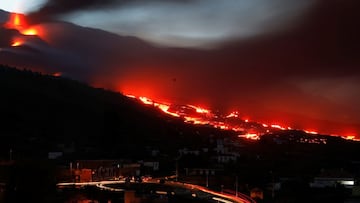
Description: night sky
0,0,359,137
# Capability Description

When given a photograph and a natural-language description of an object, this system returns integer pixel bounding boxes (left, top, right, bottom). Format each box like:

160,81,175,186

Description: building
57,160,141,182
310,169,355,189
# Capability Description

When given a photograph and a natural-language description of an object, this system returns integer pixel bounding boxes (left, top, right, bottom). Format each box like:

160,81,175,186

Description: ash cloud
0,27,17,47
58,0,315,48
87,0,360,135
0,9,9,22
29,0,117,22
28,0,194,23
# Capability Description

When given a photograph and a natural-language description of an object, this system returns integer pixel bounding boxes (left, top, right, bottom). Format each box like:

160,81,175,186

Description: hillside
2,65,360,203
0,65,237,160
2,64,360,170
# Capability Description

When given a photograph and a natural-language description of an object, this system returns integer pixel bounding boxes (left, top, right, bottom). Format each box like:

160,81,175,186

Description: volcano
0,7,359,138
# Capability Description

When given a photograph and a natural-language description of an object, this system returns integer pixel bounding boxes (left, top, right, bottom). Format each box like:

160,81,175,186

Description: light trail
57,179,255,203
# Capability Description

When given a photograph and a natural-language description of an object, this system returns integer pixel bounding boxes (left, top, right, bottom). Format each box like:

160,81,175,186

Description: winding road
57,179,255,203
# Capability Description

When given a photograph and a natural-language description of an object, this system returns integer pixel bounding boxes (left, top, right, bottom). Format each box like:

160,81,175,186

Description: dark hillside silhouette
0,65,236,160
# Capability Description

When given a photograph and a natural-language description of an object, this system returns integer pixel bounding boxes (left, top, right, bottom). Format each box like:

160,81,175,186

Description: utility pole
235,175,238,197
9,148,12,161
175,159,178,181
175,154,181,182
206,170,209,187
270,170,275,199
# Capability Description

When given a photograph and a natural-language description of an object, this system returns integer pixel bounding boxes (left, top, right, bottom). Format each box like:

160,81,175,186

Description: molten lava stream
5,13,40,37
5,13,26,30
21,28,37,36
125,94,359,141
11,39,23,47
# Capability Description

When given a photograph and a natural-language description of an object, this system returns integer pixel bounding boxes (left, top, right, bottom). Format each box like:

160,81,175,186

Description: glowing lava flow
238,133,260,140
271,124,286,130
21,28,38,36
133,96,180,117
226,111,239,118
188,105,210,114
345,136,355,140
305,130,318,135
126,95,259,139
11,40,23,47
155,103,180,117
52,72,62,77
4,13,41,47
125,94,359,141
4,13,25,30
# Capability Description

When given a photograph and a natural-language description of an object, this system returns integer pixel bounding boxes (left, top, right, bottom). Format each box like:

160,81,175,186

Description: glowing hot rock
11,40,23,47
21,28,37,36
124,94,359,141
52,72,62,77
4,13,25,29
5,13,40,37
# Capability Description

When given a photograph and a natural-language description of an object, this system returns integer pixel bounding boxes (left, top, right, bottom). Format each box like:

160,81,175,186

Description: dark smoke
0,9,9,23
29,0,194,23
0,28,17,47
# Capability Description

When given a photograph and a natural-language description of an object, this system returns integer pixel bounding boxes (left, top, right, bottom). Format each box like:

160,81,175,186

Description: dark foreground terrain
1,65,360,203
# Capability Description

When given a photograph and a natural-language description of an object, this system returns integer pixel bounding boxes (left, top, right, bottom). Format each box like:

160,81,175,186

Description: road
57,180,125,192
57,179,255,203
166,181,255,203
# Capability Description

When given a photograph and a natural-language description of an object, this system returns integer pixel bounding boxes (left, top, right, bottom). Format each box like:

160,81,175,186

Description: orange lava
11,39,23,47
188,105,210,114
21,28,38,36
226,111,239,118
4,13,26,29
238,133,260,140
304,130,318,135
52,72,62,77
138,96,180,117
125,94,359,141
13,14,21,26
270,124,286,130
4,13,41,38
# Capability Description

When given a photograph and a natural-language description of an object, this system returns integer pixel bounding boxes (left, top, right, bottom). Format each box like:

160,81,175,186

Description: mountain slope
0,65,237,160
1,6,359,138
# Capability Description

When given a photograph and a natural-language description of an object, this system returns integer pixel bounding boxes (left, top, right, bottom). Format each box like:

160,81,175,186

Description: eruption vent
11,40,23,47
4,13,40,37
4,13,27,30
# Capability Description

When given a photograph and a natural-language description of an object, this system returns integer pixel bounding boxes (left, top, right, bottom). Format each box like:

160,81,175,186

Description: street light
9,148,12,161
270,170,274,199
